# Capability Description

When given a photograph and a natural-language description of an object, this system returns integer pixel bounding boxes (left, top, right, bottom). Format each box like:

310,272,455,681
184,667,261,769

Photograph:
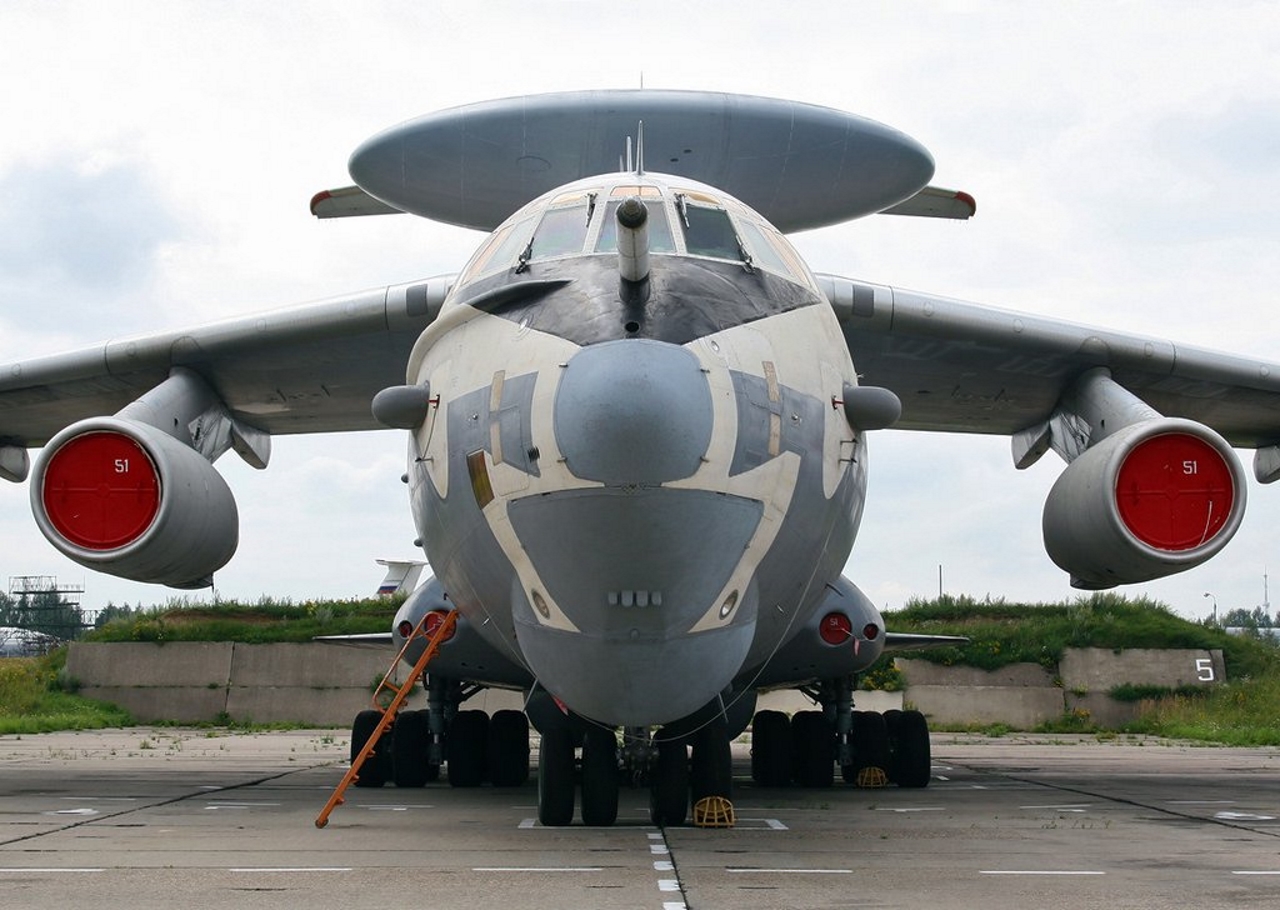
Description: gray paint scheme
446,371,540,477
347,90,935,234
554,340,712,485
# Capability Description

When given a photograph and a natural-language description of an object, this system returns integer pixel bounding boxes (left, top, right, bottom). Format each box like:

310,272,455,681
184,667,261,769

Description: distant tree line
0,592,145,641
1221,606,1275,629
0,590,86,640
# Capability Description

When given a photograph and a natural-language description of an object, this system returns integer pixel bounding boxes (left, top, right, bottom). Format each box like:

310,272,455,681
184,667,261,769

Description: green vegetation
878,592,1278,679
85,595,402,644
871,593,1280,746
0,651,131,734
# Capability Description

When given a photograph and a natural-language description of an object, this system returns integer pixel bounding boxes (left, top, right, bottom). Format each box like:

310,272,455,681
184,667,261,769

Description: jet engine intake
31,417,239,588
1042,418,1246,589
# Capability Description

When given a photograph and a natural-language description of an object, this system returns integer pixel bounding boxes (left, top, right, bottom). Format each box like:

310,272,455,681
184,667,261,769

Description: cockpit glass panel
595,200,676,253
530,204,591,260
682,205,740,260
737,220,794,279
610,185,663,198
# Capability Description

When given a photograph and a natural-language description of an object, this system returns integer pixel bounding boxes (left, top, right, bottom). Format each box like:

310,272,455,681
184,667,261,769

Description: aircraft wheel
791,710,834,788
844,710,890,783
750,710,791,787
891,709,932,788
392,709,432,788
580,726,620,826
488,710,530,787
350,709,390,788
447,710,489,788
537,728,576,826
649,737,689,827
690,722,732,804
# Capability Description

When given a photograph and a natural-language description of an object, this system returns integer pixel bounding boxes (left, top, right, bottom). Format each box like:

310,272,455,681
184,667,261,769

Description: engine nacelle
1043,418,1246,589
31,417,239,588
752,576,886,688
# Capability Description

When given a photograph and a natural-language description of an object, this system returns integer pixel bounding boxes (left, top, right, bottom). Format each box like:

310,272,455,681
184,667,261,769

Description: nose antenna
619,121,645,176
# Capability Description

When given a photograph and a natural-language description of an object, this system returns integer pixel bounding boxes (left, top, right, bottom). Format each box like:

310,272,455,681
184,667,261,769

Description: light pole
1203,592,1218,625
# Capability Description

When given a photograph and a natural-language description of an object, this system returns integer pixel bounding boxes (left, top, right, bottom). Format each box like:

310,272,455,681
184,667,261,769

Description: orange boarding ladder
315,609,458,828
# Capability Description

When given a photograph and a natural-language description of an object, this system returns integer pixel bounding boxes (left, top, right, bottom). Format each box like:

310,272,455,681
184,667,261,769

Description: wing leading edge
821,273,1280,479
0,275,454,479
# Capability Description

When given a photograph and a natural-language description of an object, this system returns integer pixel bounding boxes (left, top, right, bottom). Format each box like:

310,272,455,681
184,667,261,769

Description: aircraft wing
821,273,1280,477
0,275,454,475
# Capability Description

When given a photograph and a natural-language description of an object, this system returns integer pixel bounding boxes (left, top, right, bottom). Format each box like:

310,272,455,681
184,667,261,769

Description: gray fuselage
404,172,868,726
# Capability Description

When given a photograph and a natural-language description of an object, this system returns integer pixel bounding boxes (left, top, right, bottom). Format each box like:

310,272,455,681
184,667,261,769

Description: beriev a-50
3,91,1276,826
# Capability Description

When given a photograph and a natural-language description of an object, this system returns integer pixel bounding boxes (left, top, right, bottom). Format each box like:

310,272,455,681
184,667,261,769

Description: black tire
580,726,620,827
845,710,890,783
392,709,432,788
488,710,530,787
350,709,389,788
649,737,689,827
751,710,791,787
690,723,732,804
537,728,576,826
891,709,932,788
791,710,834,788
447,710,489,788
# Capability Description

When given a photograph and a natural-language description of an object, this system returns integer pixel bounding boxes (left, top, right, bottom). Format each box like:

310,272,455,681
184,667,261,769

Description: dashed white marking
1020,804,1091,812
727,868,853,874
474,867,602,873
44,808,98,816
1233,871,1280,875
229,867,351,873
658,878,681,891
59,796,136,802
1215,811,1276,821
650,844,669,855
0,868,104,874
663,903,687,910
204,803,281,810
647,832,664,839
1169,800,1235,805
875,807,944,813
367,805,433,812
654,860,673,872
981,870,1105,876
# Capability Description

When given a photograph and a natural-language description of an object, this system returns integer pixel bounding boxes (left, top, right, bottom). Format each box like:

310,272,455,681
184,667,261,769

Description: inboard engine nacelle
1042,418,1247,589
30,417,239,588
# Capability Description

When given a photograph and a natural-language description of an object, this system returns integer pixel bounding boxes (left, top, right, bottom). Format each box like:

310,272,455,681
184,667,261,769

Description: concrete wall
67,642,1224,729
898,647,1224,729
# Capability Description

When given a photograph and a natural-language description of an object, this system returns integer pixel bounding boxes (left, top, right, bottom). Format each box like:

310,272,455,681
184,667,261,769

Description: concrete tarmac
1,728,1279,909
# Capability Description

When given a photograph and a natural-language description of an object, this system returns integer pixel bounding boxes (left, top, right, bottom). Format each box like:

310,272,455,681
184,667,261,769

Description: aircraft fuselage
404,172,868,726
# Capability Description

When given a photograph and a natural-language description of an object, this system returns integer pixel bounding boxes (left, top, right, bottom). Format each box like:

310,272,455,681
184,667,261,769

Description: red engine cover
1115,432,1235,552
41,431,161,551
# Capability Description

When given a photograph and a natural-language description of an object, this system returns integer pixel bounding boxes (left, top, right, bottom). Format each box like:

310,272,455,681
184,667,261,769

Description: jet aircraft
2,91,1276,827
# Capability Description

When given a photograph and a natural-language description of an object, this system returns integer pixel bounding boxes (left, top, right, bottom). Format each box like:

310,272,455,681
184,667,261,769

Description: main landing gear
749,678,931,789
348,676,532,791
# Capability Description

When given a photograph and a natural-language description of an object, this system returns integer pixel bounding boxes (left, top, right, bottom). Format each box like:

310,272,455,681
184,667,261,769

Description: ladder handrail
315,609,459,828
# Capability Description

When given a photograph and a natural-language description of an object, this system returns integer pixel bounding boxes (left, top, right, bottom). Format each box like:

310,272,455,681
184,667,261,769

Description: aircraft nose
553,338,713,485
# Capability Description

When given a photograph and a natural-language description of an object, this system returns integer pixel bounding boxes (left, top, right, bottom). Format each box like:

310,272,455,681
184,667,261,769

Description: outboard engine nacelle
1043,418,1246,588
30,417,239,588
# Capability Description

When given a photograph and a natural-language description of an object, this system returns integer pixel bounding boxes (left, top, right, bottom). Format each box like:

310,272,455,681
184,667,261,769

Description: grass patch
86,595,402,644
1125,676,1280,746
875,592,1279,680
0,651,131,734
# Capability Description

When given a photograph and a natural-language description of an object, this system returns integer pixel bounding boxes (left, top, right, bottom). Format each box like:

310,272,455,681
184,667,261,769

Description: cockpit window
595,200,676,254
736,220,794,278
681,204,741,260
529,203,592,260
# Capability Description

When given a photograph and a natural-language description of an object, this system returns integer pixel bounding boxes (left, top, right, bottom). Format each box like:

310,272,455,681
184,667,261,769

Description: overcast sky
2,1,1278,622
